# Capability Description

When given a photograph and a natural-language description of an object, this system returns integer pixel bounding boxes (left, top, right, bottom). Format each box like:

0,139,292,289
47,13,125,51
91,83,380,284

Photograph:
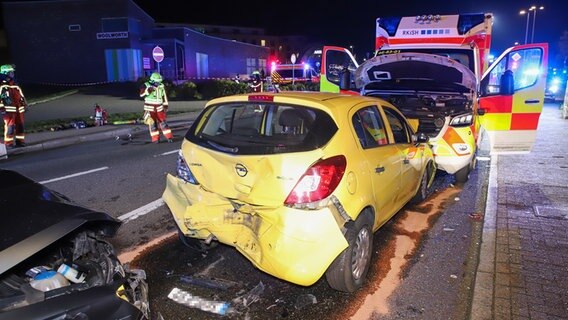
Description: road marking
40,167,109,184
476,156,491,161
156,149,179,157
118,198,164,222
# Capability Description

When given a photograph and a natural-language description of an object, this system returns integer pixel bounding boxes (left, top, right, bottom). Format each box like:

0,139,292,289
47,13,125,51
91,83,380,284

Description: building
1,0,269,85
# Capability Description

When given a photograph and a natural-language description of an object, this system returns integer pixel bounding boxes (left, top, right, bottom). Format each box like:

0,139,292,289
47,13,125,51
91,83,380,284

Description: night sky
134,0,568,67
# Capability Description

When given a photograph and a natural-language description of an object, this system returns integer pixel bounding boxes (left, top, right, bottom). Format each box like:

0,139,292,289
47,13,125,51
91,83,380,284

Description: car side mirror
339,68,351,91
414,132,429,144
477,108,486,116
499,70,514,96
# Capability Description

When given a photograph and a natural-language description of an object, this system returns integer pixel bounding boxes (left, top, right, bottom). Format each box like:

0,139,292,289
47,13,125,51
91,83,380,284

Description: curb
469,154,498,320
6,126,141,156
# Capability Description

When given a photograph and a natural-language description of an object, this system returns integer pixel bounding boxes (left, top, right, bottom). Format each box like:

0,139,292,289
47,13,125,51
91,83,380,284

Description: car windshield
186,102,337,155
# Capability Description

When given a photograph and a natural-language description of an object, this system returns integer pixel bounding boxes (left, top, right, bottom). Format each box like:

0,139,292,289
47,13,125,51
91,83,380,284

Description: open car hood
0,169,120,275
355,52,476,93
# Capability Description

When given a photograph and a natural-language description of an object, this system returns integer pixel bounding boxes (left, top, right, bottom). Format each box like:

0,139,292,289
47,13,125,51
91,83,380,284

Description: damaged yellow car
162,92,435,292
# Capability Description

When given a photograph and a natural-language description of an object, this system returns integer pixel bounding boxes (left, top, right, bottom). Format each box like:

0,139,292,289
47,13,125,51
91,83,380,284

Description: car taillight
284,156,347,205
177,150,199,185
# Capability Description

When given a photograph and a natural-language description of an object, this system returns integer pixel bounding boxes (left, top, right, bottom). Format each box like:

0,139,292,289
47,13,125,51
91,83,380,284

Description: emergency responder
249,71,263,92
0,64,27,148
139,72,173,143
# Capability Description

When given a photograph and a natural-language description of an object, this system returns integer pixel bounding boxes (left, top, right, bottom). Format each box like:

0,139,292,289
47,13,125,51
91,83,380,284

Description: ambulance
321,13,548,182
270,62,320,85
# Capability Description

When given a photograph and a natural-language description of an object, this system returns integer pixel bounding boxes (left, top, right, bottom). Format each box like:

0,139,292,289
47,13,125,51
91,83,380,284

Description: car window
383,107,411,144
187,102,337,155
352,106,388,148
483,47,543,95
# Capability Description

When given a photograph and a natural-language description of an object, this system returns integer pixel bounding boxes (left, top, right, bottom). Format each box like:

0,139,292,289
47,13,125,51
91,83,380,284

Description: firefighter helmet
149,72,163,84
0,64,15,74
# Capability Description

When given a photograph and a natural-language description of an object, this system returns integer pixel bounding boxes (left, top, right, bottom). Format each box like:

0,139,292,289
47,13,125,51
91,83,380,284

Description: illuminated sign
96,32,128,40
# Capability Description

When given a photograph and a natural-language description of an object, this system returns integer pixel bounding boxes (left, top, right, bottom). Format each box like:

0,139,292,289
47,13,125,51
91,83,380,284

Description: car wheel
177,226,218,253
455,156,476,183
325,210,374,292
410,164,430,204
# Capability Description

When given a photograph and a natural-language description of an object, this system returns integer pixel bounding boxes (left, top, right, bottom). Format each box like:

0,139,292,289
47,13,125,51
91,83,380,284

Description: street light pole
519,9,530,45
530,6,544,44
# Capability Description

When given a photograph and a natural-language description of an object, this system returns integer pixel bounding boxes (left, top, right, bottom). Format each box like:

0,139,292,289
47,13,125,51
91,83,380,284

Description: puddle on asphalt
349,186,461,320
118,231,176,264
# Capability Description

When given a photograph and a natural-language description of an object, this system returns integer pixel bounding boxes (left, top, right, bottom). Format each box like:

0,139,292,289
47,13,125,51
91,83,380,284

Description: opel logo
235,164,248,177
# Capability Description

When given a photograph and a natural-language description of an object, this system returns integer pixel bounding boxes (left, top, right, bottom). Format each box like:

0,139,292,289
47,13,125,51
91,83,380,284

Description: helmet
0,64,15,75
149,72,163,84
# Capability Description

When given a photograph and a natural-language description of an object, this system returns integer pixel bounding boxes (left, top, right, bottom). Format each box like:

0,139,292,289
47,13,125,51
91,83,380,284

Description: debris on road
168,287,231,315
234,281,265,308
469,212,484,221
294,293,317,310
443,227,455,232
180,275,238,291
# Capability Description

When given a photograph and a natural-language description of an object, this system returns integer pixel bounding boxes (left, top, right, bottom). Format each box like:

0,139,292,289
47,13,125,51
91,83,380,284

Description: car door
381,105,423,204
478,43,548,153
350,104,403,226
321,46,359,94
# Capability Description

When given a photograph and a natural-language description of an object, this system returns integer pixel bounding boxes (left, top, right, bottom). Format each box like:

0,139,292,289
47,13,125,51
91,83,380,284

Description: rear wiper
206,140,239,153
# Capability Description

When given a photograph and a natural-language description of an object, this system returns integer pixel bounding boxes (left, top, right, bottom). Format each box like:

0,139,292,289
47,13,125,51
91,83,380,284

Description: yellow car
162,92,436,292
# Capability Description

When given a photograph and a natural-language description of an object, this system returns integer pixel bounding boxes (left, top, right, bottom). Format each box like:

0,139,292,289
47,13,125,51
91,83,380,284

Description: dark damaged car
0,169,150,319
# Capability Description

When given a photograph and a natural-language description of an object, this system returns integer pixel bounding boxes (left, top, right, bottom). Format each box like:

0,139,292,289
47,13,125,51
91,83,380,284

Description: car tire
410,163,431,204
177,226,218,253
455,155,476,183
325,210,374,292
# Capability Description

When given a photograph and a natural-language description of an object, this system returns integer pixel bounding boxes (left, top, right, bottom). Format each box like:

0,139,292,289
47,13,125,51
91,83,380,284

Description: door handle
524,99,540,104
403,159,410,165
375,166,385,174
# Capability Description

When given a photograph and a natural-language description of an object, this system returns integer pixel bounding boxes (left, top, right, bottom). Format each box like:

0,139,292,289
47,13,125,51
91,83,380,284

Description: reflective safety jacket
140,82,168,112
0,81,26,113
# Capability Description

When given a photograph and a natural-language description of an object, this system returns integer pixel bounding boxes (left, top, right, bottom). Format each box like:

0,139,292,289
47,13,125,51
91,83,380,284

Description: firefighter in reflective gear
0,64,27,148
249,71,263,92
139,72,173,143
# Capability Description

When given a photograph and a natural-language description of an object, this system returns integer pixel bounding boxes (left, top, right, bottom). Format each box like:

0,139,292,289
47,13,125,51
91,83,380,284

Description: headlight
176,150,199,184
450,113,473,127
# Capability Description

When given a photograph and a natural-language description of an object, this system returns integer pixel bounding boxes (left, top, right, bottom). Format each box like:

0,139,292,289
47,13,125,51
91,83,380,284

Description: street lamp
520,6,544,44
530,5,544,44
519,9,530,44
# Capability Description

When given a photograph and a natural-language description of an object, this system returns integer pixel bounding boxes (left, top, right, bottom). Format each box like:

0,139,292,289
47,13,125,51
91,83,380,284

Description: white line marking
476,156,491,161
156,149,179,157
118,198,165,222
40,167,109,184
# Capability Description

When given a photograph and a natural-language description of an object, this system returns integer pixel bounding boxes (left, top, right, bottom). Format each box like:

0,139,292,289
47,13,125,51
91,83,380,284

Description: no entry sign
152,46,164,63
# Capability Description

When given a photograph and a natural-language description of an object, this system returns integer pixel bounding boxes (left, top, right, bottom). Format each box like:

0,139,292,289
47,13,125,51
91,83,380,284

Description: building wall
2,0,154,84
152,28,269,80
2,0,269,85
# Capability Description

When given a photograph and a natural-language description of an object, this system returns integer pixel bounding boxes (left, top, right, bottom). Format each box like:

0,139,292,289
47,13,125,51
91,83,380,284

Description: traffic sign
152,46,164,63
290,53,297,64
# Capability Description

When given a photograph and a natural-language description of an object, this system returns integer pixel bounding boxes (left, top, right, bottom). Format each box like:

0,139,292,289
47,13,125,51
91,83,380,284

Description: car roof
206,92,388,115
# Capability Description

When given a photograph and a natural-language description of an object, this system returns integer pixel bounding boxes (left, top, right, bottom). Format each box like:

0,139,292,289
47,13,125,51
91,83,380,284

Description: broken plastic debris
179,275,237,291
443,228,455,232
469,213,483,221
168,287,230,315
234,281,265,307
454,197,460,201
294,293,317,310
450,274,458,279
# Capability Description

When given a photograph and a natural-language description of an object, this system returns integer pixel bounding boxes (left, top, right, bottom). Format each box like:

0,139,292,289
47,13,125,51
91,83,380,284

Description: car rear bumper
162,174,349,286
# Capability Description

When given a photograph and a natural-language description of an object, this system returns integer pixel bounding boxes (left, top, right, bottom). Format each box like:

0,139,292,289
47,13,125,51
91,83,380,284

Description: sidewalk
471,104,568,319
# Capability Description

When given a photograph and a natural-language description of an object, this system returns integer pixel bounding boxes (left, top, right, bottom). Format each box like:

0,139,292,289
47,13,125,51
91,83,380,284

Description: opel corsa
163,92,435,292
